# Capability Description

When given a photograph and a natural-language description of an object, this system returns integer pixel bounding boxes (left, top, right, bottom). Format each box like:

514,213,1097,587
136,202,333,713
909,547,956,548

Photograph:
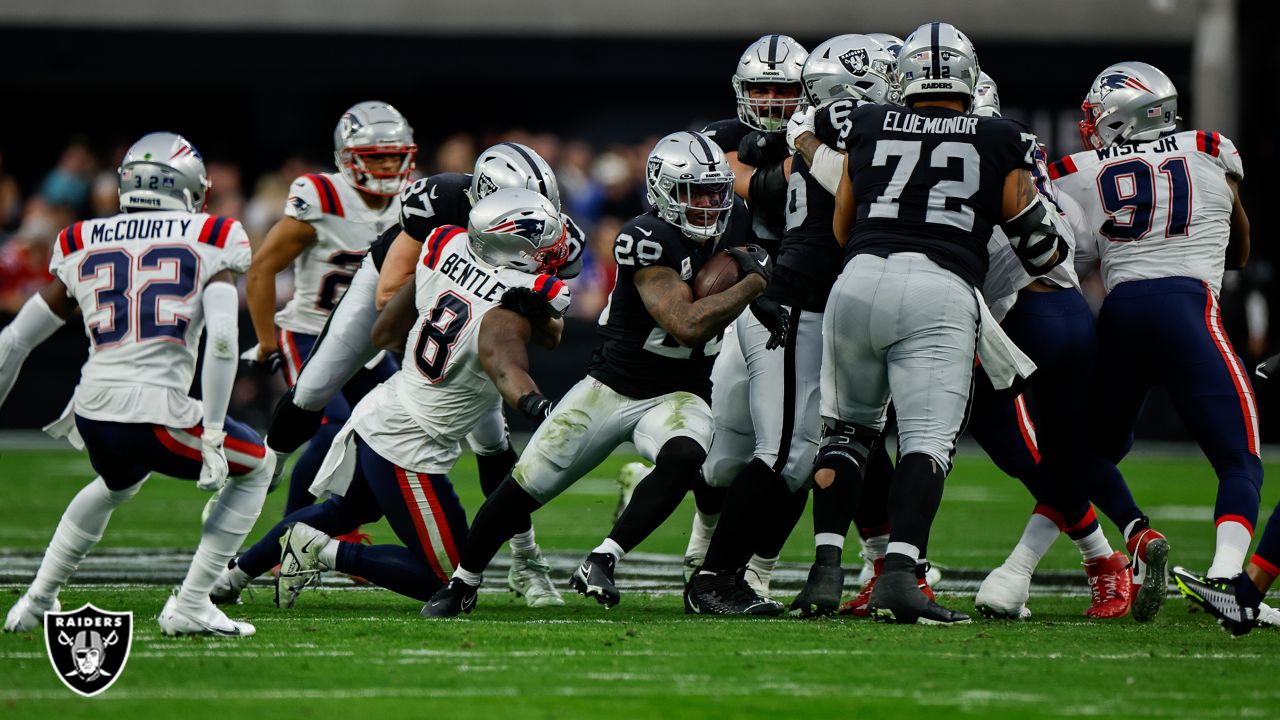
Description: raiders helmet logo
839,48,869,75
44,604,133,697
647,157,663,187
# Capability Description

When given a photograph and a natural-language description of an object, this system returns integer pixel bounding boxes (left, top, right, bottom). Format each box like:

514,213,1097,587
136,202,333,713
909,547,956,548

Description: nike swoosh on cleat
461,595,476,612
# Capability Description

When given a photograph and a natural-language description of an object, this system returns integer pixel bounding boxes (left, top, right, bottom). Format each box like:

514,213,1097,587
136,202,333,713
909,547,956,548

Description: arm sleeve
809,144,845,196
0,293,66,406
200,281,240,429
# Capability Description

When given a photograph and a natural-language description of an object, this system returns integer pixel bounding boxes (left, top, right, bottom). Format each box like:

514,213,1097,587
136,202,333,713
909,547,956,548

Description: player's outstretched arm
198,270,239,491
0,280,77,407
999,168,1066,275
478,308,559,423
371,281,418,353
245,216,315,361
636,264,765,348
375,230,424,310
1226,176,1250,270
832,158,857,245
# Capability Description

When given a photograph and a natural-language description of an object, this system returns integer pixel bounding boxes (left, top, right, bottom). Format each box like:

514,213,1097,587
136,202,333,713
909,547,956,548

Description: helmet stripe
767,34,780,67
501,143,547,199
930,22,941,82
691,133,719,170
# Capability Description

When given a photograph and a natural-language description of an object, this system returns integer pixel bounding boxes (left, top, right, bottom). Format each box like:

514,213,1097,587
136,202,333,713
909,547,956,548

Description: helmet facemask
339,145,416,197
655,176,734,241
734,80,806,132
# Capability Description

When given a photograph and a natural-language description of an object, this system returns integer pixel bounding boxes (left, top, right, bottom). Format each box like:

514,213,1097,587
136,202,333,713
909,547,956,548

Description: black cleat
1172,567,1260,637
569,553,620,608
868,569,970,625
421,578,479,618
685,568,784,616
790,563,844,617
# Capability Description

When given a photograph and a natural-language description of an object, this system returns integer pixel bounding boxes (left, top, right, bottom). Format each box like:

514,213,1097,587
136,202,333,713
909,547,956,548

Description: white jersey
352,224,572,473
275,172,400,335
49,211,252,427
983,192,1086,322
1050,130,1243,295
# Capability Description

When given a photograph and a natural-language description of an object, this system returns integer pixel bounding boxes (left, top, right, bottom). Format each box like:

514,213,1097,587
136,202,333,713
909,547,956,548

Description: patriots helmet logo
486,216,546,245
1097,72,1153,100
839,48,869,76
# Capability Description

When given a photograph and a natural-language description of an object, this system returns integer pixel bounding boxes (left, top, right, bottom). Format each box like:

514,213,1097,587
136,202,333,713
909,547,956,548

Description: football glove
786,106,816,153
750,297,790,350
198,426,230,492
1257,353,1280,382
499,286,551,320
737,131,791,167
241,345,284,375
727,244,772,282
517,392,555,424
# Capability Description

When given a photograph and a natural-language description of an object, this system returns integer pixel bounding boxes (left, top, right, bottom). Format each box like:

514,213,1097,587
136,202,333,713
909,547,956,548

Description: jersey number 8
413,291,472,383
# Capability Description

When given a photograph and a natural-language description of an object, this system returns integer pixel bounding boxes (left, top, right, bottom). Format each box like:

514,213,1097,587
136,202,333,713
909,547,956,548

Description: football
692,250,743,299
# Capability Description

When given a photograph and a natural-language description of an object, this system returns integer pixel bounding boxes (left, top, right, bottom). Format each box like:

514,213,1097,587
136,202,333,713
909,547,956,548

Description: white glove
198,426,230,492
786,106,816,152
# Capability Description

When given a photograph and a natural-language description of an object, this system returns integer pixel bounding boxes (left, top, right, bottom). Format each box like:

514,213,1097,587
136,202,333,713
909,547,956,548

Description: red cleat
916,563,936,601
1083,551,1133,618
1125,527,1170,623
838,558,883,616
334,529,373,585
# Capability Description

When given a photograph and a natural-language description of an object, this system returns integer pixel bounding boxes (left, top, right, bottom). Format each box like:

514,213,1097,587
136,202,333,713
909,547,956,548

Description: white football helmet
802,34,897,106
1078,62,1177,150
467,188,569,274
645,131,735,241
732,35,808,132
333,101,417,196
897,22,981,110
118,132,210,213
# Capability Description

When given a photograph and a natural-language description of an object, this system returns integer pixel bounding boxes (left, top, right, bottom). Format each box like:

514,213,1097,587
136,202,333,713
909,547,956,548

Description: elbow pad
1000,195,1067,276
748,161,788,208
202,282,240,360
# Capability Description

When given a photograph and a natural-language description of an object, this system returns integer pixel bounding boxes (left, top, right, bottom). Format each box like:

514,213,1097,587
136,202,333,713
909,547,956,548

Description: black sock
815,545,841,568
266,389,325,454
703,459,787,572
886,453,947,559
692,472,728,516
474,444,529,535
457,476,542,573
813,463,864,549
754,485,808,559
853,440,893,538
609,437,704,553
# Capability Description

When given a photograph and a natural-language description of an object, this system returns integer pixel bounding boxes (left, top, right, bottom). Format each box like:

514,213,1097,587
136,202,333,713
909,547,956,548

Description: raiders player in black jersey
822,23,1067,624
256,142,582,609
424,131,774,617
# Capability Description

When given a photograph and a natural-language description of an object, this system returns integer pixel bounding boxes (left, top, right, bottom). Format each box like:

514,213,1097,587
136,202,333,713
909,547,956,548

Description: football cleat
4,593,59,633
210,559,252,606
1126,527,1170,623
276,522,331,609
916,562,938,600
1172,567,1260,636
421,577,479,618
158,595,255,637
685,568,784,616
790,563,844,617
614,462,649,523
1083,551,1133,619
1258,602,1280,628
974,564,1032,620
839,557,883,616
508,544,565,608
569,552,620,608
869,569,971,625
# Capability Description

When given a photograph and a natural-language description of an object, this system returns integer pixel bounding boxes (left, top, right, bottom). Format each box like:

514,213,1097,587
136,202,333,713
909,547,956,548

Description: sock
592,538,625,562
814,545,841,568
885,453,946,561
30,477,144,600
177,463,269,611
748,553,778,581
608,437,703,554
1208,520,1253,578
702,459,787,572
452,567,483,586
509,528,536,555
861,533,888,562
755,485,809,559
1005,510,1060,576
884,549,918,574
457,476,542,576
813,456,863,556
237,496,366,577
692,474,728,516
476,444,517,497
1073,527,1113,562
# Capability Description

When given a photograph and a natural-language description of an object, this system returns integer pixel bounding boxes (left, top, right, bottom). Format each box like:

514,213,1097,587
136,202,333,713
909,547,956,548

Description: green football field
2,445,1280,719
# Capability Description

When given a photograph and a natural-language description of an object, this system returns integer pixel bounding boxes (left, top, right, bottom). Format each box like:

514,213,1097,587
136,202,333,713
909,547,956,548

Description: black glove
1257,353,1280,381
242,348,284,375
737,131,790,167
499,286,550,320
517,392,555,423
726,244,772,282
749,296,790,350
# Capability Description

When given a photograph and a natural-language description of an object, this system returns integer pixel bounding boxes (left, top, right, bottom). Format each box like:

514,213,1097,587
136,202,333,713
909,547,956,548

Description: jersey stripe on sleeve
58,222,85,256
306,173,346,217
423,226,466,270
198,216,236,248
1196,130,1221,157
1047,156,1078,180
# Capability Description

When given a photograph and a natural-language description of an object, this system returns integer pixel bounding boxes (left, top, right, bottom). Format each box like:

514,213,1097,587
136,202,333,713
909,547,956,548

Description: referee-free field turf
2,445,1280,718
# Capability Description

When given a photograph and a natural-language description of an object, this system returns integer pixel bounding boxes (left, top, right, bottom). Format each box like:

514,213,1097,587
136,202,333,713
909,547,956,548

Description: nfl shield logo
44,604,133,697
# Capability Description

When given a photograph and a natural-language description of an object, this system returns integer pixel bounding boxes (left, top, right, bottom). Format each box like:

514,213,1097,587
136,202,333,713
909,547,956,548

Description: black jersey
587,199,750,401
843,103,1036,287
771,98,866,311
703,118,785,257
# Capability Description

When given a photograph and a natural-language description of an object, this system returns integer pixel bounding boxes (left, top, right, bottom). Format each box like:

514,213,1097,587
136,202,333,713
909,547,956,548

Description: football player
245,101,413,528
218,189,571,608
248,142,581,607
823,22,1068,624
423,132,772,617
2,133,271,636
1049,62,1256,625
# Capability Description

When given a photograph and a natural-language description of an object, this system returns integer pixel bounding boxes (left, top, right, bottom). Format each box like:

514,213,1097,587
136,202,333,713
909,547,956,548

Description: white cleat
508,544,565,608
276,523,331,609
4,594,60,633
613,462,650,522
975,564,1033,620
925,563,944,588
158,595,255,637
1258,602,1280,628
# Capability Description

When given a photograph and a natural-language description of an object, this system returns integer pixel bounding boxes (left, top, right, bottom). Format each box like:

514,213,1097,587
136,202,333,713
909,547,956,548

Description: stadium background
0,0,1272,439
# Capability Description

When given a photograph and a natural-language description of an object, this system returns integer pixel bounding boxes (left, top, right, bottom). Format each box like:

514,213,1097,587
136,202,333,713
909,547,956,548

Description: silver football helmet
467,188,569,274
897,22,981,109
802,34,897,107
467,142,562,210
732,35,809,132
972,71,1001,117
333,101,417,196
645,131,735,241
1079,61,1177,150
867,33,906,104
117,132,210,213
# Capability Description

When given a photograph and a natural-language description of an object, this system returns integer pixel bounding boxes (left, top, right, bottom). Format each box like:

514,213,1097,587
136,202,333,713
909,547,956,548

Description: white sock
318,538,339,568
31,477,143,600
815,532,845,549
686,510,718,559
1008,512,1060,573
748,554,778,578
592,538,625,562
1208,520,1252,578
886,541,920,563
510,529,536,555
452,567,483,586
177,464,268,611
1073,527,1113,562
861,533,888,562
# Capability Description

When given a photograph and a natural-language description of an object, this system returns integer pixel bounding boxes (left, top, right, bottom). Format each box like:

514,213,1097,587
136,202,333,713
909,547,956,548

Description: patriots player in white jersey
1048,62,1259,625
215,189,572,608
244,101,414,526
1,133,272,637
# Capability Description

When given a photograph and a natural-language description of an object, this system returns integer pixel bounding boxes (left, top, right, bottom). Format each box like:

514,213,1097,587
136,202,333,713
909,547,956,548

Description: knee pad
467,433,511,457
815,420,878,480
266,389,326,454
656,436,707,475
